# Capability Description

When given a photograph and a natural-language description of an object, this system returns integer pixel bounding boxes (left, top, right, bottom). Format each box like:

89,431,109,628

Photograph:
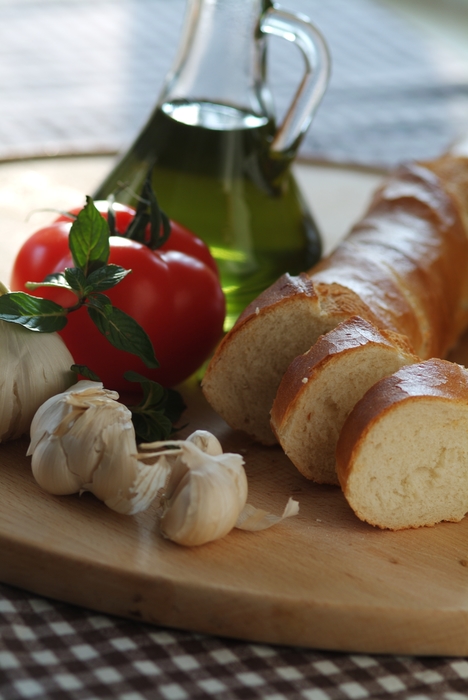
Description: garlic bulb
28,383,298,547
138,431,299,547
138,435,247,546
0,319,75,442
28,380,170,512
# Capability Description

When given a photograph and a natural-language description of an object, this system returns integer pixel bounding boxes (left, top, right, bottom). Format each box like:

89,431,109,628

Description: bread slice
336,358,468,530
270,317,418,485
201,275,382,445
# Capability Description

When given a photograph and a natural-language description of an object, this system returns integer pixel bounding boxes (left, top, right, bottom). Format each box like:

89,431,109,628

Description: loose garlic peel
28,383,299,546
235,498,300,531
0,318,75,442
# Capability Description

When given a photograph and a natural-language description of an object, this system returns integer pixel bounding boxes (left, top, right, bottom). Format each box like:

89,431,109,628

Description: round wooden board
1,375,468,656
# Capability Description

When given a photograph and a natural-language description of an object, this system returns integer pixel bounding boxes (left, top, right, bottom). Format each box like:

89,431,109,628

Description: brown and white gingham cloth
2,583,468,699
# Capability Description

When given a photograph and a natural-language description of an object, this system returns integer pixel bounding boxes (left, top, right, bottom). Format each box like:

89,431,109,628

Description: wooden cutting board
2,370,468,657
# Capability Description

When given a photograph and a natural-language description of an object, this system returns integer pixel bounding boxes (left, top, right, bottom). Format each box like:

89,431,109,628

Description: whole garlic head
28,380,170,512
0,319,75,442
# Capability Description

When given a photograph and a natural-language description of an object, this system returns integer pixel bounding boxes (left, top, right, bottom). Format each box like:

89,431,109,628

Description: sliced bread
270,317,418,485
201,275,381,445
202,156,468,445
336,358,468,530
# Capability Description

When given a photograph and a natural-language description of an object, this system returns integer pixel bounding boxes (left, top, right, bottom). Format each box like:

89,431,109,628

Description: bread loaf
336,358,468,530
202,155,468,445
270,317,418,485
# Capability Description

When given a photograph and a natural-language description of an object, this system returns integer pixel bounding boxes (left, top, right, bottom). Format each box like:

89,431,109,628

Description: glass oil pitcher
94,0,330,330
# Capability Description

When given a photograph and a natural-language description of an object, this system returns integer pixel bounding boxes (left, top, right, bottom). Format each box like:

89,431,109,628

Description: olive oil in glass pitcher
94,0,330,330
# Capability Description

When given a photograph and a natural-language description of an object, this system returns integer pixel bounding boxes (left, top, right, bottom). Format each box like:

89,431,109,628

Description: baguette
201,275,382,444
202,155,468,445
270,317,418,485
336,358,468,530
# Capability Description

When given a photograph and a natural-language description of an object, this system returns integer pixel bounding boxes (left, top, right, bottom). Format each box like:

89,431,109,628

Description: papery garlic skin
0,320,75,442
28,381,170,513
235,497,300,531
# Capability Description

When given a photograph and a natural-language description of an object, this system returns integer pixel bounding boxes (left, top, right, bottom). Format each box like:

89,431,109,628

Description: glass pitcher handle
260,7,330,155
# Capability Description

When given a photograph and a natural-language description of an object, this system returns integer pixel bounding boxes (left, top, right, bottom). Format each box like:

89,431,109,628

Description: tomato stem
109,169,172,251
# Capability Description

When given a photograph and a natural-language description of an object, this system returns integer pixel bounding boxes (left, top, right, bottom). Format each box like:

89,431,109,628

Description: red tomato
10,221,74,306
55,202,219,277
11,207,225,391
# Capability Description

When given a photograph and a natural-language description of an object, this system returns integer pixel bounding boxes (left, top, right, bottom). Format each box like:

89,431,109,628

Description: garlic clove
159,448,248,546
85,420,171,515
28,379,172,515
138,432,299,547
28,380,113,454
29,433,83,495
61,402,132,486
29,389,300,548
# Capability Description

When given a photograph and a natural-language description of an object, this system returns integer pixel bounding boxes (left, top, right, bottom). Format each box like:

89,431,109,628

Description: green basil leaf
131,409,173,442
124,370,186,442
71,364,101,382
85,264,131,293
86,293,159,368
164,387,188,425
0,292,68,332
124,370,165,406
26,271,72,291
69,196,110,275
64,267,88,295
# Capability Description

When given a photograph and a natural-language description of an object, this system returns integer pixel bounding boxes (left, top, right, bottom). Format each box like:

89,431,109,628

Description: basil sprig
0,197,157,369
0,196,186,440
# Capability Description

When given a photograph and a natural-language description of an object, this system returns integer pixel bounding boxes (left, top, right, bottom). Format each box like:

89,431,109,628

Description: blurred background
0,0,468,278
1,0,468,170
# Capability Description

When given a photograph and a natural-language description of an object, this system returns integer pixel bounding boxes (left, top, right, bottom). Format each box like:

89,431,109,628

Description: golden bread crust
336,358,468,491
336,359,468,529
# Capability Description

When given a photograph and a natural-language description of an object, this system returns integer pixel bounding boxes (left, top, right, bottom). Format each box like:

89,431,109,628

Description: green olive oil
94,100,322,329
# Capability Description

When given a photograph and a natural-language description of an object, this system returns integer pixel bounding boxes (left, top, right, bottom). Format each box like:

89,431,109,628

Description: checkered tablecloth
3,583,468,700
1,0,468,168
